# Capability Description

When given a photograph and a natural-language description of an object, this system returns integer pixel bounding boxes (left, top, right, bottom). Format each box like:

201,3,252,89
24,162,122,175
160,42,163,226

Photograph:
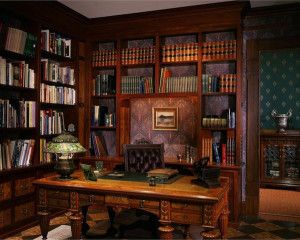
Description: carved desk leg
38,210,50,240
37,188,50,240
218,207,229,238
69,211,83,239
159,200,174,240
69,192,83,239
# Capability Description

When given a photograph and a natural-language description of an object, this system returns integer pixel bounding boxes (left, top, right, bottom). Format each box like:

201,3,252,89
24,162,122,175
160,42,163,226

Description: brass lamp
45,132,86,180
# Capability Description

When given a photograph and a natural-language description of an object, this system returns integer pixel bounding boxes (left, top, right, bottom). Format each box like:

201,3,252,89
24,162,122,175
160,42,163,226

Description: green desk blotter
99,171,182,184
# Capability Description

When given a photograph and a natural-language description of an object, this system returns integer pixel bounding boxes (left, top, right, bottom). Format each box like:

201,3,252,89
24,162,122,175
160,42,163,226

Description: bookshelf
84,2,246,223
0,4,84,237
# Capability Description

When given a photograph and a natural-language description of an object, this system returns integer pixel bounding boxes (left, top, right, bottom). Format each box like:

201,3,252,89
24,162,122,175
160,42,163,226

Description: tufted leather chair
124,143,164,173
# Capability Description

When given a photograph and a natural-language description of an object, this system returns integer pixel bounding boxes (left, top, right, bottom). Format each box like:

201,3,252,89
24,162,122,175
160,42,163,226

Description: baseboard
259,212,300,223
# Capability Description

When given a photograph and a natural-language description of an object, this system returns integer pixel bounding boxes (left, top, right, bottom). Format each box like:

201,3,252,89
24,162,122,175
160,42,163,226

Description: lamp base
54,158,75,180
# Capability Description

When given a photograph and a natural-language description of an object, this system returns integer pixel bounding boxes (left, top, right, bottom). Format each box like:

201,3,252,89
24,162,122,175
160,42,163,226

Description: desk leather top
33,171,229,203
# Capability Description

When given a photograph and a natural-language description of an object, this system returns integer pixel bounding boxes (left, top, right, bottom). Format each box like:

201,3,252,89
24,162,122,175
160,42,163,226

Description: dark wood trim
245,36,300,215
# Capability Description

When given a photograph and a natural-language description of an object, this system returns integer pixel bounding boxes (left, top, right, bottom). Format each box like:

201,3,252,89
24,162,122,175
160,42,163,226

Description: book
147,168,178,179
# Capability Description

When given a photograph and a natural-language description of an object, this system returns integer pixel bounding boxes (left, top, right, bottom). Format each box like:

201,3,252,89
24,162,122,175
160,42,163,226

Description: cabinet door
14,201,35,223
0,208,12,228
282,144,300,180
15,177,35,197
262,143,281,180
0,181,12,202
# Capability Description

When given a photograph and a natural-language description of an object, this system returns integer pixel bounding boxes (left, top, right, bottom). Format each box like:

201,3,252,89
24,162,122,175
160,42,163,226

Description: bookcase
83,2,246,222
0,3,84,237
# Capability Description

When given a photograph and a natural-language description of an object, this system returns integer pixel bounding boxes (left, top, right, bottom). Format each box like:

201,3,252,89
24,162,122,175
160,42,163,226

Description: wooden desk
33,171,229,240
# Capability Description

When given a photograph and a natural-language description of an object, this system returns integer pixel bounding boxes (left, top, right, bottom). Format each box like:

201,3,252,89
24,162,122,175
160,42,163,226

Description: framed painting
152,107,178,131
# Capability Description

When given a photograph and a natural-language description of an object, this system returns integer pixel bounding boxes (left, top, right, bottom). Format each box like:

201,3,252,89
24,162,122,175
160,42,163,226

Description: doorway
246,37,300,220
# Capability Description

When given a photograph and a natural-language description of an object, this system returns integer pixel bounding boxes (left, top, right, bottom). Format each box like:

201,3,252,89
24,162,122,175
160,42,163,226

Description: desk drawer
79,193,104,206
0,208,11,228
129,198,159,209
0,181,12,202
105,195,129,205
48,198,70,208
171,202,201,211
171,212,202,224
15,177,35,197
15,201,35,223
47,190,69,200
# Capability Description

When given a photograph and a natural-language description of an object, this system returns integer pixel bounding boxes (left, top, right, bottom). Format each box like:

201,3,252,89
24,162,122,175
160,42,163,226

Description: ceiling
58,0,298,18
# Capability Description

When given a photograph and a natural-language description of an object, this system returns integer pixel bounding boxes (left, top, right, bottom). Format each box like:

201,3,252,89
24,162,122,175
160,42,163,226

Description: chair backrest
123,143,164,173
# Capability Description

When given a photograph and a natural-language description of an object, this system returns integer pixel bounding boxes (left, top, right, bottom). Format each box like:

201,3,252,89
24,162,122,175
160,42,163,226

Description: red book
221,144,227,165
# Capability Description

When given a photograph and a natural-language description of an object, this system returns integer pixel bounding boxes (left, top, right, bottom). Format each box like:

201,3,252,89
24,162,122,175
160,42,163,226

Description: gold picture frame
152,107,178,131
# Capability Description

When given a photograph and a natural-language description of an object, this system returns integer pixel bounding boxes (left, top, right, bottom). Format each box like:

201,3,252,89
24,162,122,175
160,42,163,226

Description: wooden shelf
202,57,236,63
160,60,198,66
0,84,36,92
93,65,116,69
41,81,75,88
202,92,236,96
121,62,155,67
40,102,76,108
90,126,116,131
92,94,116,99
118,92,198,99
201,127,235,131
41,50,74,62
0,49,35,61
0,127,36,132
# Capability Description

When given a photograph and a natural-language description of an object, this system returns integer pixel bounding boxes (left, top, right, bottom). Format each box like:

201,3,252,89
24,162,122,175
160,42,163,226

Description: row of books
40,110,65,135
40,139,53,164
0,100,36,128
202,110,235,129
159,76,198,93
41,29,71,58
121,76,154,94
94,74,116,96
5,27,37,57
202,137,236,165
0,57,35,88
91,105,116,127
202,117,227,128
202,40,236,60
161,43,198,62
121,47,155,65
41,59,75,85
202,74,237,93
40,83,76,105
0,139,35,170
91,131,108,157
92,49,117,67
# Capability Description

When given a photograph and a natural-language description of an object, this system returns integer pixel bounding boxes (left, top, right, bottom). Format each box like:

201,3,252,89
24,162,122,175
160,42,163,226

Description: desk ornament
45,131,86,180
271,109,292,133
191,157,220,188
80,163,97,181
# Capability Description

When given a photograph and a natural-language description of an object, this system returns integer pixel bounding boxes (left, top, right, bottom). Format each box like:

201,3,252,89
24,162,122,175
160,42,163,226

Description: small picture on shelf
152,107,178,131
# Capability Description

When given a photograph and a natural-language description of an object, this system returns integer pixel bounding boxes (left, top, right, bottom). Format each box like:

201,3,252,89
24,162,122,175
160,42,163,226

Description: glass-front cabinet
260,130,300,189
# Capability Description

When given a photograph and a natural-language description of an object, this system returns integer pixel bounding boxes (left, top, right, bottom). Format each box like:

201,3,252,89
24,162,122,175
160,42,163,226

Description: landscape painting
153,107,178,131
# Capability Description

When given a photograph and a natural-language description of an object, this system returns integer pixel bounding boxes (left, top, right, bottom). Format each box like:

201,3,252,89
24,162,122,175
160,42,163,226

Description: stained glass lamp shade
45,132,86,180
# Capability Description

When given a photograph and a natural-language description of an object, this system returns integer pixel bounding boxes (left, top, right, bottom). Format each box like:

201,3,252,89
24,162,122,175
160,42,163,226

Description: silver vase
271,110,292,133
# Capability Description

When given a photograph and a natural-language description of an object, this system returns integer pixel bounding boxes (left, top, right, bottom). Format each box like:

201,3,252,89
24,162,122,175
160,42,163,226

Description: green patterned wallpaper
260,49,300,129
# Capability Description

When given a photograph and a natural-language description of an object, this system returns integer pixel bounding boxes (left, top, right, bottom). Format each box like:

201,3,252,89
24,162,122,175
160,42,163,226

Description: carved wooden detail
70,192,79,211
160,200,171,221
38,188,47,207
